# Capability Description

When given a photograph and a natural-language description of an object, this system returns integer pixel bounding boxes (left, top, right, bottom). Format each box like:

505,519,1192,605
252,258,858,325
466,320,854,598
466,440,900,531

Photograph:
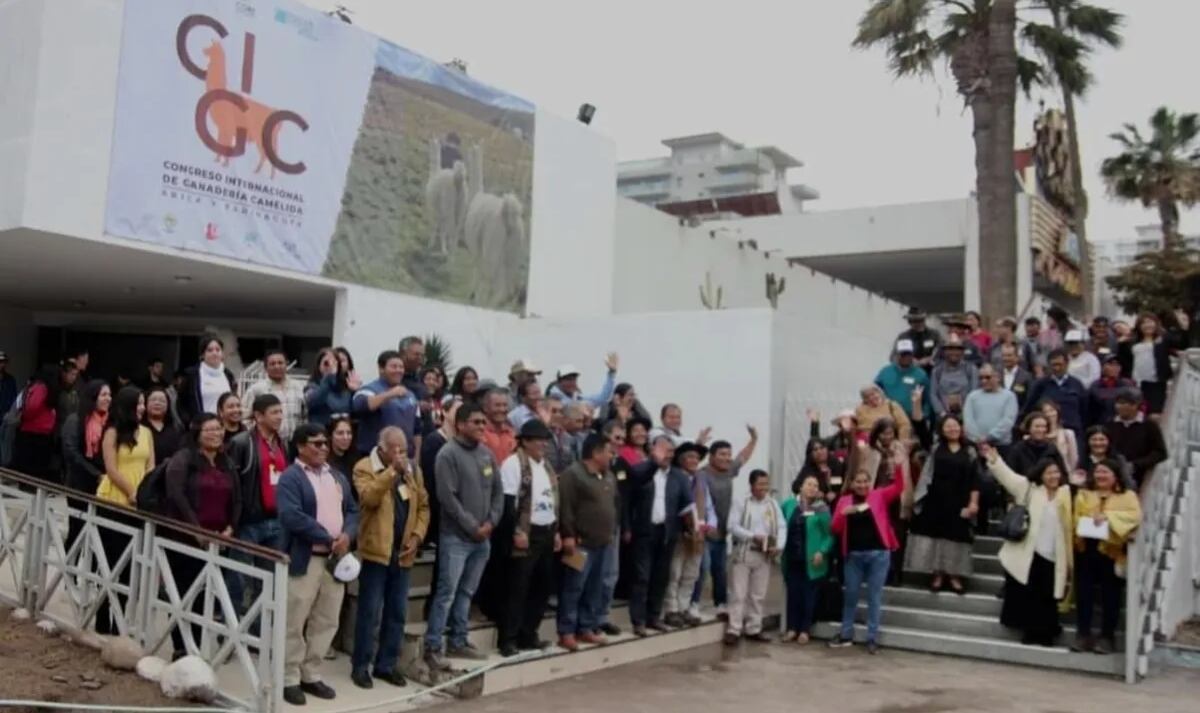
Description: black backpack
135,460,173,515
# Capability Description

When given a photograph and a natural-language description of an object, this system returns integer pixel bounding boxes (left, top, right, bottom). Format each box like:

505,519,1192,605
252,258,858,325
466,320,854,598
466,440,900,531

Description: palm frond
853,0,932,48
423,334,454,374
1016,56,1046,96
1063,3,1123,48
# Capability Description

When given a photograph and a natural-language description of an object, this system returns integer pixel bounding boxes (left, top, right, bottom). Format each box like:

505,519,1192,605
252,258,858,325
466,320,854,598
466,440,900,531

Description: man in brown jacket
350,427,429,689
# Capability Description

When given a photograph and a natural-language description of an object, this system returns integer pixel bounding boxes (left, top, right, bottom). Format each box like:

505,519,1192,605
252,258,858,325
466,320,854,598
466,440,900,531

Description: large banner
105,0,535,312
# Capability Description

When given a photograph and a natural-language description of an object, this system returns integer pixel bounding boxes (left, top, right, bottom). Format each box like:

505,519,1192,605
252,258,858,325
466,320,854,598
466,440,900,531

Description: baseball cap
329,552,361,583
1065,329,1085,342
556,363,580,379
895,339,915,354
509,359,542,377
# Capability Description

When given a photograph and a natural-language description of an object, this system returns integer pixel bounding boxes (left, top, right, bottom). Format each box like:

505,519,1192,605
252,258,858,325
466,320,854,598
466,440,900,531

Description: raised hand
605,352,620,372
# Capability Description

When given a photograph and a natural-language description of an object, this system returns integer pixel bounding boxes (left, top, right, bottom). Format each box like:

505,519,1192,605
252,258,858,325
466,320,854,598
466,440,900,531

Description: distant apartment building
616,132,819,221
1094,225,1200,317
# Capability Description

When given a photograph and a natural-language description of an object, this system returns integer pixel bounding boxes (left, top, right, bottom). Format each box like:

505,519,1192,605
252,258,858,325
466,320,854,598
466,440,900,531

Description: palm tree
1101,107,1200,244
854,0,1121,318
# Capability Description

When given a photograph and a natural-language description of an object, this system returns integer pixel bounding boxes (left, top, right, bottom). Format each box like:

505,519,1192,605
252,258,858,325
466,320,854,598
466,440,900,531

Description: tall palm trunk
980,0,1019,321
1051,5,1094,315
1159,198,1181,247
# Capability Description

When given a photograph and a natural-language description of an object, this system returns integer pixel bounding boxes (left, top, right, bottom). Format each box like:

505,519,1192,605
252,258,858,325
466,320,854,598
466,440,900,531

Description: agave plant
423,333,454,374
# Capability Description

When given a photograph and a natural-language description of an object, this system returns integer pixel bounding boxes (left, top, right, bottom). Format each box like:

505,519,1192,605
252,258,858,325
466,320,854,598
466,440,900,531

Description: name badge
924,340,934,348
802,511,814,518
902,376,915,385
856,503,871,513
1014,384,1026,393
617,470,627,481
269,464,281,486
482,466,493,478
398,483,411,501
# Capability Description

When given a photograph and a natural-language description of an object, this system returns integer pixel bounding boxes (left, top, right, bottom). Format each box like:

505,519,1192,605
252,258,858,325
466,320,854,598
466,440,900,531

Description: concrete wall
712,198,976,258
0,305,38,384
0,0,45,232
12,0,619,324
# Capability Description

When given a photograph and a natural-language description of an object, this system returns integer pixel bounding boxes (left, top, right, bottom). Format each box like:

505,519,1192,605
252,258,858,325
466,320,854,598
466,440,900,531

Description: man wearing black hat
894,307,943,373
1105,389,1167,489
937,316,984,367
662,441,717,628
557,432,618,650
1088,355,1136,427
626,435,694,636
497,419,560,657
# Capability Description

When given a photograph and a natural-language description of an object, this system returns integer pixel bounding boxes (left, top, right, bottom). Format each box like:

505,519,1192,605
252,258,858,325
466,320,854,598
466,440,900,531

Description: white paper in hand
1076,518,1110,541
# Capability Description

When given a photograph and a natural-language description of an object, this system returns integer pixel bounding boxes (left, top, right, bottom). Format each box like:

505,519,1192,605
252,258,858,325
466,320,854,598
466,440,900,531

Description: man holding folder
557,433,618,650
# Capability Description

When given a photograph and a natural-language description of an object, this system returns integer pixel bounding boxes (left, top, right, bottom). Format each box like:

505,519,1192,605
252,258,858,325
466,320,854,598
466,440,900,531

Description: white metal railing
235,359,306,399
1125,349,1200,682
0,467,288,712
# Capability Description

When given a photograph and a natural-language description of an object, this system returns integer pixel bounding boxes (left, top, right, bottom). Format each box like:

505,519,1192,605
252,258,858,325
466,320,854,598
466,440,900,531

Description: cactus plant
699,271,724,310
766,272,787,309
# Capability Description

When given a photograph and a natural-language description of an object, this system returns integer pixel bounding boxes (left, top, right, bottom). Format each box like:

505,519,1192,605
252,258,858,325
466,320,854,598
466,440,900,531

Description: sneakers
647,620,670,633
633,625,649,638
424,651,450,672
827,635,854,648
446,642,487,661
599,622,622,636
781,631,798,643
558,635,579,652
687,603,702,620
866,641,880,655
682,613,702,627
663,612,684,628
797,632,810,645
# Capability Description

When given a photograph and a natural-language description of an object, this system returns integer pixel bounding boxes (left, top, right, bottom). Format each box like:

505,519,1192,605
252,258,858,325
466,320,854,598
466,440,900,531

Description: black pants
166,545,207,656
630,525,673,626
476,495,516,622
1077,545,1121,639
1000,553,1060,645
500,525,555,648
95,507,137,636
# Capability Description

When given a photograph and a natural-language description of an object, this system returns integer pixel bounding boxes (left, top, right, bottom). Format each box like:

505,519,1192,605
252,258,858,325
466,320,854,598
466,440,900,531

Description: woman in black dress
905,414,980,594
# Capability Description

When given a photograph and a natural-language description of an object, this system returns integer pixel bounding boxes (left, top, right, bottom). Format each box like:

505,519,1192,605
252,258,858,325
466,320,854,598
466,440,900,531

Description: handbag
998,481,1032,542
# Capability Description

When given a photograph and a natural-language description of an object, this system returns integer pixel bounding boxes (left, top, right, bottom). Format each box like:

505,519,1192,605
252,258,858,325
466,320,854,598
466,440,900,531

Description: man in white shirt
725,470,786,645
497,419,560,657
1065,330,1101,388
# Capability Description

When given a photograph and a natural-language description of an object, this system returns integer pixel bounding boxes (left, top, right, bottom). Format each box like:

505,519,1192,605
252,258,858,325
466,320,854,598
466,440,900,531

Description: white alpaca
463,192,526,308
425,160,468,254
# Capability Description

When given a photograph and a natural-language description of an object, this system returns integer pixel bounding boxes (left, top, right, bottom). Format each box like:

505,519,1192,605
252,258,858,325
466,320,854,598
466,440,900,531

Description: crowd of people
0,305,1176,703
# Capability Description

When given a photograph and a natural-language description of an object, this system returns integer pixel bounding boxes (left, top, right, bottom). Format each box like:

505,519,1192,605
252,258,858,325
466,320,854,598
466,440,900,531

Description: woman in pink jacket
827,466,910,654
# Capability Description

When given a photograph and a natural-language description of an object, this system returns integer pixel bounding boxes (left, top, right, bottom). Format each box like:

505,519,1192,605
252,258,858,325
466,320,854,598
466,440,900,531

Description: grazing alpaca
425,160,468,254
201,40,284,178
463,192,526,308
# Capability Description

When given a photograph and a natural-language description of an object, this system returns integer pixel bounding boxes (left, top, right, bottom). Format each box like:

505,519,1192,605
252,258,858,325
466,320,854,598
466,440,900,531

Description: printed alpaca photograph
322,41,535,312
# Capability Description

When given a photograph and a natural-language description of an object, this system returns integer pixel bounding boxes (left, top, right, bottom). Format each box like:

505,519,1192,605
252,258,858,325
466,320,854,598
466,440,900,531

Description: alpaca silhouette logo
176,14,309,178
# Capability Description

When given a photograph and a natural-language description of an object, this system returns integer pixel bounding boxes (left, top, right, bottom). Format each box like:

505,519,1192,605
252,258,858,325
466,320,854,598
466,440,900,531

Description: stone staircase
811,533,1126,677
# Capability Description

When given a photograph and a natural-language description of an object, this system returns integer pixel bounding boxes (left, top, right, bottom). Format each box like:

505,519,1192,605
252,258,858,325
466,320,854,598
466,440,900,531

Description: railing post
1124,535,1139,683
21,487,47,613
269,559,289,713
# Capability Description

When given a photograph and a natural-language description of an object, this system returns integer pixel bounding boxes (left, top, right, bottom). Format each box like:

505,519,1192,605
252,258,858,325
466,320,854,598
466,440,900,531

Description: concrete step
880,584,1121,627
971,553,1004,576
902,571,1005,596
858,604,1123,646
973,536,1003,556
812,622,1125,677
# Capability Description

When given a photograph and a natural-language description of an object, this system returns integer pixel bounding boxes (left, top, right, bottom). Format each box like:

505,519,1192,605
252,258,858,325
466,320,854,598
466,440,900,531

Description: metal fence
1125,350,1200,682
0,467,287,712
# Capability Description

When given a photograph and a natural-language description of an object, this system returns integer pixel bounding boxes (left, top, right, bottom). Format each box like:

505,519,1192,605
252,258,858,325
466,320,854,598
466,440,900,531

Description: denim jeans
840,549,891,644
691,538,729,607
227,518,283,615
558,544,608,636
598,528,620,625
424,531,490,652
352,560,411,674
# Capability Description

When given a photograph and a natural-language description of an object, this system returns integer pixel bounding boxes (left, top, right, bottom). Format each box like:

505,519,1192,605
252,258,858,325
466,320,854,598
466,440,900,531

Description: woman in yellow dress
94,385,155,634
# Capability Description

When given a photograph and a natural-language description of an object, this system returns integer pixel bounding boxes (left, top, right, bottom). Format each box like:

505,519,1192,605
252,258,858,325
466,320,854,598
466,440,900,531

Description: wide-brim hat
509,358,542,377
517,418,553,441
905,306,927,321
672,441,708,465
944,314,970,327
556,363,581,380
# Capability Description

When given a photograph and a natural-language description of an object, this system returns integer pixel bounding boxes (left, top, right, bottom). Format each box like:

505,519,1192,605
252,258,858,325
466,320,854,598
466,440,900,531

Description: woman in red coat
12,364,61,483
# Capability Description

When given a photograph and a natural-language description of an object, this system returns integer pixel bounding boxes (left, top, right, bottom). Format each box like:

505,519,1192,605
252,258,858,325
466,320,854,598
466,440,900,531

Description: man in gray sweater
963,364,1018,447
424,402,504,670
931,333,979,417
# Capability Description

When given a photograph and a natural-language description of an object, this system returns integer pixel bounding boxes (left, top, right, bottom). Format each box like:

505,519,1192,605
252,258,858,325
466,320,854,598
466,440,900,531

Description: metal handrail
0,467,288,712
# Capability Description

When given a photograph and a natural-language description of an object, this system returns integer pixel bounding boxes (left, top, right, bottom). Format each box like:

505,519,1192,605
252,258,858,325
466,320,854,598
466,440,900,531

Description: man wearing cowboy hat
894,307,943,372
936,314,984,367
497,419,561,656
930,333,979,418
662,441,717,628
507,358,542,394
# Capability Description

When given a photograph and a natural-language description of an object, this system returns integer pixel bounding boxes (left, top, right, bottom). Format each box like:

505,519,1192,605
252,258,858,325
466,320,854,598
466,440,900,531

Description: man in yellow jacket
351,426,429,689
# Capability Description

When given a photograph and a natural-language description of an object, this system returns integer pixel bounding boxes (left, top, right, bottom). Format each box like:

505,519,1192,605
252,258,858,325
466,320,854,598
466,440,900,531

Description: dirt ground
0,610,188,711
1173,618,1200,647
451,640,1200,713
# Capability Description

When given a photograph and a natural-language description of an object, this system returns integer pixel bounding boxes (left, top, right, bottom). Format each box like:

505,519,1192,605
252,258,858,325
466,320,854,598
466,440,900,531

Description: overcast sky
303,0,1195,243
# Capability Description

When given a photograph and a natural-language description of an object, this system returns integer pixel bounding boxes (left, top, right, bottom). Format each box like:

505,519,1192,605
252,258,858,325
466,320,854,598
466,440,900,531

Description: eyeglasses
305,440,330,449
200,426,225,434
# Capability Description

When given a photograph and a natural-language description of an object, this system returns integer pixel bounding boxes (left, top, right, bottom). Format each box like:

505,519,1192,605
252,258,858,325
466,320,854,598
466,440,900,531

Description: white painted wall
527,111,617,318
13,0,619,324
711,198,977,258
0,0,44,231
334,283,519,379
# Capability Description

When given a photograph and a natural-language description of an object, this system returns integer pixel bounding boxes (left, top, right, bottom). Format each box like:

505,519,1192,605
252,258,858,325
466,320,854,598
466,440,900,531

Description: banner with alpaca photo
104,0,536,313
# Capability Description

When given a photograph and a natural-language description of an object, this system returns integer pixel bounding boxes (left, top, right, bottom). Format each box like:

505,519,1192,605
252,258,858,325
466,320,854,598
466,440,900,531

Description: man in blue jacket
1024,349,1089,453
277,423,360,706
876,339,932,421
